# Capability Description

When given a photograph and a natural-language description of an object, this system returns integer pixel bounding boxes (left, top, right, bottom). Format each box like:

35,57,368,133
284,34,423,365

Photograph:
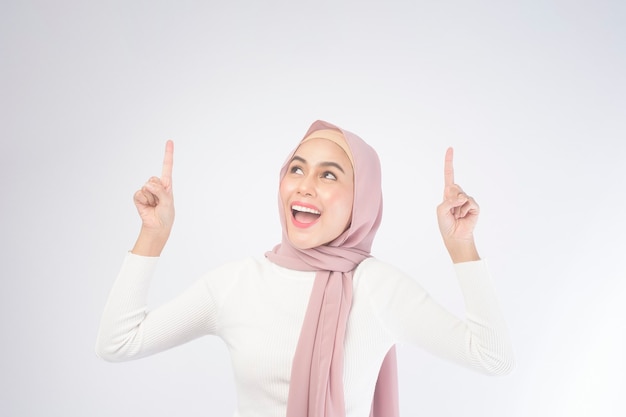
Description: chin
285,232,318,250
285,224,344,250
287,238,317,250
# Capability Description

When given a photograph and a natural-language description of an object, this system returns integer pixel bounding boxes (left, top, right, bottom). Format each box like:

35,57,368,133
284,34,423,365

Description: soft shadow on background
1,1,624,416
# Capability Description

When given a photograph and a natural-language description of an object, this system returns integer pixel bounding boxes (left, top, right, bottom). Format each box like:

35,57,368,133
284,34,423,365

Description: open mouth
291,204,321,226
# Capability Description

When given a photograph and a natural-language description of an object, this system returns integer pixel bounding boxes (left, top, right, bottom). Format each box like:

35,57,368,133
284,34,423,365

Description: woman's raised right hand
131,140,175,255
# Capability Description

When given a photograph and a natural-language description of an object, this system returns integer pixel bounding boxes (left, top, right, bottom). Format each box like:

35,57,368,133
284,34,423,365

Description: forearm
376,259,514,375
95,253,158,361
453,260,514,375
95,253,216,362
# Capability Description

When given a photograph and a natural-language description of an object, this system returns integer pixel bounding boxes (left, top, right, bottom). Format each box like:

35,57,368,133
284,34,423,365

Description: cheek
279,179,292,203
325,189,354,223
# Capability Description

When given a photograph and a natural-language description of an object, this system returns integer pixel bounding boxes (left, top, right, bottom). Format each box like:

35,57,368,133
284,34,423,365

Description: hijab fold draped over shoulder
266,120,399,417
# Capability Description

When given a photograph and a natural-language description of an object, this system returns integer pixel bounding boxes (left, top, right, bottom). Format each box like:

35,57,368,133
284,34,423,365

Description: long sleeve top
96,254,514,417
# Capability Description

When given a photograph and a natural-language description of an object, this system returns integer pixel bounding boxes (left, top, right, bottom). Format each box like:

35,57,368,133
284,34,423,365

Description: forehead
294,138,353,168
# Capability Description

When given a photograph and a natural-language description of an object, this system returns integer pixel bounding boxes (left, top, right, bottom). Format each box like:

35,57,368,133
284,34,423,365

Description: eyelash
290,166,304,175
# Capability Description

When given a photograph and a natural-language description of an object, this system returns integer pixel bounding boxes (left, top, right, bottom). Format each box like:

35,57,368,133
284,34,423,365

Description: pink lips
290,201,321,229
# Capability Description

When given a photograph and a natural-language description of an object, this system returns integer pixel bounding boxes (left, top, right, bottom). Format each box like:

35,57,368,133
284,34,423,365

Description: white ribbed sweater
96,254,514,417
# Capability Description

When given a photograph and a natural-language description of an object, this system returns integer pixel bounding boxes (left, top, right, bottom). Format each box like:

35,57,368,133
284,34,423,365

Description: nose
297,173,316,197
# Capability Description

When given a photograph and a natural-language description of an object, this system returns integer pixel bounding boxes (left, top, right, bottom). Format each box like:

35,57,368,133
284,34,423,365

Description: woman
96,120,514,417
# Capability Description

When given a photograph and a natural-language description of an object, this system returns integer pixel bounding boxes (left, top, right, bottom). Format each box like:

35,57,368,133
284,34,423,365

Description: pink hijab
265,120,399,417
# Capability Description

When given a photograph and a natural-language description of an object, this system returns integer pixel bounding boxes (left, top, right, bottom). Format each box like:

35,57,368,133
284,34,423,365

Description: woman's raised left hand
436,147,481,263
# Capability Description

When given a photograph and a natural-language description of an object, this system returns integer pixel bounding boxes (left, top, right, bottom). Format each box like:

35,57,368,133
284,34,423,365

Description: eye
289,165,304,175
322,171,337,180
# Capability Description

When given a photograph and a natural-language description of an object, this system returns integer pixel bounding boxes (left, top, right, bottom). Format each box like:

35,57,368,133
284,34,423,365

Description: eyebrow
290,155,346,174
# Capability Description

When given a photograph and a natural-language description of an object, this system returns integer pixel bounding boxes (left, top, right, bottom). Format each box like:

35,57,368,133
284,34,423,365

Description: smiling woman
280,134,355,249
95,120,514,417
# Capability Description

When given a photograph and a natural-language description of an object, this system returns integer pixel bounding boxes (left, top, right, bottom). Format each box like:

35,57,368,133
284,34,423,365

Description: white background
1,1,625,416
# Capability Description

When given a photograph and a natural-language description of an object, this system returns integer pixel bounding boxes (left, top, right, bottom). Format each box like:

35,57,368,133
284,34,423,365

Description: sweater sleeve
363,259,515,375
95,253,217,362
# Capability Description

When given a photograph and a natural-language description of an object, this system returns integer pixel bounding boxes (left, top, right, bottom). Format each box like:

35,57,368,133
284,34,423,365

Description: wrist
131,228,170,257
444,239,480,264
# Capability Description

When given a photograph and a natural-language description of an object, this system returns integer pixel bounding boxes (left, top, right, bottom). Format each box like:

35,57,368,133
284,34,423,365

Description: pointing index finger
161,140,174,188
444,147,454,186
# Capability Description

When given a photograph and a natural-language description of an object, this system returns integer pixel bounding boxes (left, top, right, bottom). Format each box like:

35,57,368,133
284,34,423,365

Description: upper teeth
292,205,321,214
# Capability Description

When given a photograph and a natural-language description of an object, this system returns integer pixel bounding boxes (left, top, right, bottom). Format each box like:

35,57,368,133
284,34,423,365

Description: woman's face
279,137,354,249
